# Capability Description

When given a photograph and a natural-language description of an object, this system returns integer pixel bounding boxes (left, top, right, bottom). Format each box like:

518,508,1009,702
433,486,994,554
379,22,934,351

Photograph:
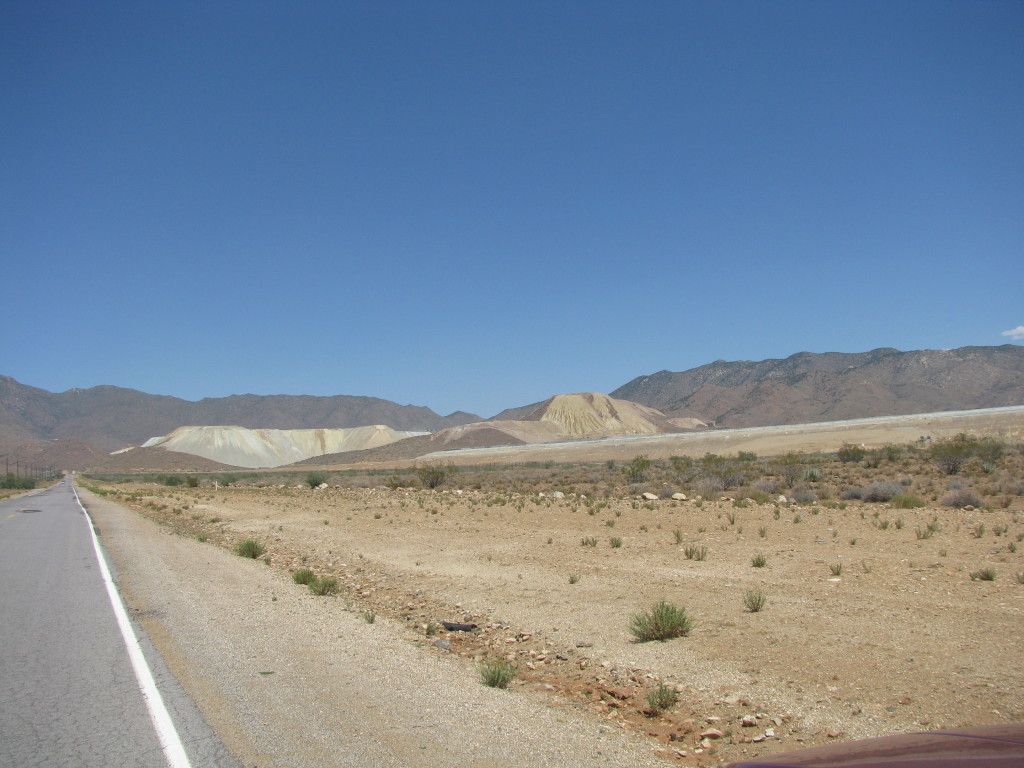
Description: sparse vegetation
683,544,708,561
309,575,338,595
479,658,516,688
629,600,693,642
969,568,996,581
743,588,768,612
751,552,767,568
292,568,316,585
235,538,265,558
305,471,328,489
646,682,678,714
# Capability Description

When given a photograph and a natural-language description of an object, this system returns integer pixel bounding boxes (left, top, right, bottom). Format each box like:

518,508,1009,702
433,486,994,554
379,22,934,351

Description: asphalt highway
0,478,238,768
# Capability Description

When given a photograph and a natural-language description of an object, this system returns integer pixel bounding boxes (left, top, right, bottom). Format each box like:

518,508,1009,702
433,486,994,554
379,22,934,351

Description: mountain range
2,345,1022,470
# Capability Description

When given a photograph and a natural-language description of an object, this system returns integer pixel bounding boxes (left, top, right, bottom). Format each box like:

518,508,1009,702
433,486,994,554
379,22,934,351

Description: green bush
305,471,328,489
683,544,708,561
751,553,767,568
837,444,866,463
646,682,678,714
743,588,768,612
479,658,516,689
629,600,693,642
624,455,652,483
416,463,457,489
235,539,265,558
1,474,36,490
891,493,925,509
292,568,315,585
309,576,338,595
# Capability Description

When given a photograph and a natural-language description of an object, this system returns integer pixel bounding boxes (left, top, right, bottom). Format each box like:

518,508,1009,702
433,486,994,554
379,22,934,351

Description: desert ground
82,431,1024,766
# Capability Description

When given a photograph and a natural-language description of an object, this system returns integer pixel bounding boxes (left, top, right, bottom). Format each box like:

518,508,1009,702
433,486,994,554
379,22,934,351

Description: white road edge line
71,483,193,768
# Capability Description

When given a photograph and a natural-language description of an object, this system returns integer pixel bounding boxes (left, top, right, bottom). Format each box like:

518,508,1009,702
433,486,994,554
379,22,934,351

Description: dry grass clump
629,600,693,642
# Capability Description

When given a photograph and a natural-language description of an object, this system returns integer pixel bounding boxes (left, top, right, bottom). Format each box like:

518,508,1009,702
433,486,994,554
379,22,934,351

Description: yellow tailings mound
428,393,680,449
532,393,672,437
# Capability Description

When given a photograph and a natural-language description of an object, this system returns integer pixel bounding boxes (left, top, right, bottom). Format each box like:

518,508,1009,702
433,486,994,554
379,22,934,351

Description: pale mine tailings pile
427,392,687,448
142,425,426,468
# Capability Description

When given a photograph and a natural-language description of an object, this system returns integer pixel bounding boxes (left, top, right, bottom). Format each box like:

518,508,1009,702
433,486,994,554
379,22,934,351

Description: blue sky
2,1,1021,419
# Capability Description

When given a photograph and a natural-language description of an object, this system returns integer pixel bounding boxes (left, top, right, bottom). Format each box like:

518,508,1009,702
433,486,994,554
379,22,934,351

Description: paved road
0,479,238,768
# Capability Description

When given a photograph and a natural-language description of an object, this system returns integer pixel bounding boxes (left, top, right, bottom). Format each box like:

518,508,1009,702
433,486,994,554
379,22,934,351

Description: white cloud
1001,325,1024,340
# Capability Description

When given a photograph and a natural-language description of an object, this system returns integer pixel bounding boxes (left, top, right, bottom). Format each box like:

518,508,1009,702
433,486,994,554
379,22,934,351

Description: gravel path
84,488,669,768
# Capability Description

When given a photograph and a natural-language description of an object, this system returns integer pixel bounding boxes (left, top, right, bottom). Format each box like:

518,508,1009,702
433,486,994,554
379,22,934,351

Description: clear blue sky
2,1,1021,419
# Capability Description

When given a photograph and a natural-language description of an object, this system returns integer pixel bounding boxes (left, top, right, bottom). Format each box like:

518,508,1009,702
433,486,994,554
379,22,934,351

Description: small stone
765,728,775,738
700,728,724,740
741,715,757,727
432,638,451,652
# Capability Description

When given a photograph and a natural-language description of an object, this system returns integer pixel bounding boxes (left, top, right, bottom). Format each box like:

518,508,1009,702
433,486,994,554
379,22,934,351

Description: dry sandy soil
87,474,1024,766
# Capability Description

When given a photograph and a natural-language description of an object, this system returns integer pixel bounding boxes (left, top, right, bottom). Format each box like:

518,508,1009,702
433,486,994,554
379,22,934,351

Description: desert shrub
186,476,200,488
777,455,804,487
791,488,817,504
683,544,708,561
568,572,580,584
292,568,316,585
609,536,623,548
694,476,725,497
479,658,516,688
305,471,328,489
624,455,652,483
838,444,866,463
928,434,1003,475
646,682,678,714
969,568,996,581
161,475,184,486
861,481,903,503
235,539,265,558
942,489,982,508
673,528,684,544
746,489,772,504
416,463,457,489
629,600,693,642
840,486,863,500
0,474,35,490
891,493,925,509
743,588,768,612
751,553,767,568
581,536,598,547
752,478,781,495
308,576,338,595
829,563,843,576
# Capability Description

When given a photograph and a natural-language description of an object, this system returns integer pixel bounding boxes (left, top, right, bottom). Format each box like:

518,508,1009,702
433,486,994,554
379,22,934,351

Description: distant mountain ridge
2,344,1022,466
611,345,1024,428
0,376,476,453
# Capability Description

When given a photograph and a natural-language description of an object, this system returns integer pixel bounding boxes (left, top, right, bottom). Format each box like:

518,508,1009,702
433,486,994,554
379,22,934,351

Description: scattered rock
671,493,687,500
700,728,724,740
641,492,659,500
741,715,757,727
432,638,451,652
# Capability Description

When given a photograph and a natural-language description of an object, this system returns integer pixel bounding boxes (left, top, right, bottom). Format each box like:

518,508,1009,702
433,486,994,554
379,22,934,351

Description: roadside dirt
90,478,1024,766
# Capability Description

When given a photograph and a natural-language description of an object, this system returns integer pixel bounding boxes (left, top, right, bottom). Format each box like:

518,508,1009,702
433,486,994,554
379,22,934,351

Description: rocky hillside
611,345,1024,428
0,376,476,453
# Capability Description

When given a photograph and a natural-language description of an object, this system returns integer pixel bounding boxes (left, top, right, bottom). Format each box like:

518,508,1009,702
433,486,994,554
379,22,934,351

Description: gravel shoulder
83,488,671,768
